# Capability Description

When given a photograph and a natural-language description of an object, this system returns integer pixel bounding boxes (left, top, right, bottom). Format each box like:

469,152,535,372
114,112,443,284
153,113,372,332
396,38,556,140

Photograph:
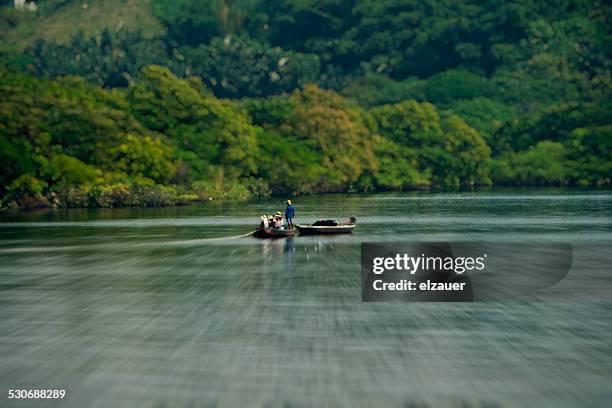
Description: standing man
285,200,295,229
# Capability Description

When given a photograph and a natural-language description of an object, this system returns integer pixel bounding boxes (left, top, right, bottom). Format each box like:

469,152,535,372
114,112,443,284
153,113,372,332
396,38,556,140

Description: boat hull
253,227,295,239
296,224,356,235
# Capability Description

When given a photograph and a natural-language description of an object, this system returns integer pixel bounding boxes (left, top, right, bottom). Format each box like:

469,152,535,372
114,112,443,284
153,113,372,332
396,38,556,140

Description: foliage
340,74,426,107
127,65,260,181
0,66,181,207
254,128,325,194
371,100,492,187
0,0,611,208
26,29,167,87
152,0,261,46
368,135,428,191
448,98,516,139
279,85,379,191
424,70,496,107
0,0,164,48
171,35,321,98
491,141,567,185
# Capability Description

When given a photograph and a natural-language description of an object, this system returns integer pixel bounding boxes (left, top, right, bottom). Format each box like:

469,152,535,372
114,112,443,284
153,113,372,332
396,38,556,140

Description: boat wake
0,230,257,254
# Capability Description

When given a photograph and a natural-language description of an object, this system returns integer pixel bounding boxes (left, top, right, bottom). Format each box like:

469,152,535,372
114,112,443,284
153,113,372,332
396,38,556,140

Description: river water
1,190,611,407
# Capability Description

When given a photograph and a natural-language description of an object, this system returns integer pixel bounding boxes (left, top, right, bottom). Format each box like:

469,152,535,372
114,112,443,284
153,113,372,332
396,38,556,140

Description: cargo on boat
296,217,356,235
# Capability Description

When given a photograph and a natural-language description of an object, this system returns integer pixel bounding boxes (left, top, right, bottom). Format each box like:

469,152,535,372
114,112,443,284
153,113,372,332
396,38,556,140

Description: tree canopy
0,0,610,208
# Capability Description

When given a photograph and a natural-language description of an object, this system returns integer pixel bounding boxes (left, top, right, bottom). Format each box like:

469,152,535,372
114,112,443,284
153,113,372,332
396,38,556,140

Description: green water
1,190,611,407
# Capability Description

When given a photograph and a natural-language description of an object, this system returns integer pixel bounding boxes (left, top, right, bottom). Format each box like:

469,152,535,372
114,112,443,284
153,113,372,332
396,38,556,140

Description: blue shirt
285,204,295,218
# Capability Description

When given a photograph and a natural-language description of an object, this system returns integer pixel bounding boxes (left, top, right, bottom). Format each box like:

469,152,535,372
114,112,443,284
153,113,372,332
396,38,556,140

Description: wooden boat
253,226,295,239
296,217,357,235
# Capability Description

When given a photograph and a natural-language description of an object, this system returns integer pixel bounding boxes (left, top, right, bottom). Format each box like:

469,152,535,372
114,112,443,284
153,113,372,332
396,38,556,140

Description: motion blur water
1,189,611,407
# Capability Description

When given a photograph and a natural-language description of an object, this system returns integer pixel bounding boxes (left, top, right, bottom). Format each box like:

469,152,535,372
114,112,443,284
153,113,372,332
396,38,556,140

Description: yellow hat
276,211,282,215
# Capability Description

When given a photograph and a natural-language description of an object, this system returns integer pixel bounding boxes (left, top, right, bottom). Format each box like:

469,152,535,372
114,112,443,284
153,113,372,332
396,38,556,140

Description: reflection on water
1,190,611,407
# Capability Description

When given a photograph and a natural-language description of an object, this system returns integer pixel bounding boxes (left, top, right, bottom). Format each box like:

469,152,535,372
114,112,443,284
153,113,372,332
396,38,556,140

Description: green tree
368,135,428,190
425,70,496,106
372,100,491,187
448,97,515,139
491,141,567,185
127,65,259,182
27,29,168,87
172,36,321,98
279,84,378,191
0,66,177,196
255,128,326,194
152,0,261,46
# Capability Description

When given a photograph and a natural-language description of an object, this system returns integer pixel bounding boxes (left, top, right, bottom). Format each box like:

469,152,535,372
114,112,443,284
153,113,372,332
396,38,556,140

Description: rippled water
1,190,611,407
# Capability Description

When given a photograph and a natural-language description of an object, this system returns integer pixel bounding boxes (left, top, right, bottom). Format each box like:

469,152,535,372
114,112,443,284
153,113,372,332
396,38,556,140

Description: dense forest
0,0,610,208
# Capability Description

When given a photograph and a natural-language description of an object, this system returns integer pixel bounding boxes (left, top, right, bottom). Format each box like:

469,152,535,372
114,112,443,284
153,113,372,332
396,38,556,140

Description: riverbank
0,181,259,211
3,185,611,214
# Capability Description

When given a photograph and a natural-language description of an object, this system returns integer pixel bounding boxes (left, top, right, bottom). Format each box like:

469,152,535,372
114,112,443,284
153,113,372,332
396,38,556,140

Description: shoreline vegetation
2,185,611,213
1,1,610,210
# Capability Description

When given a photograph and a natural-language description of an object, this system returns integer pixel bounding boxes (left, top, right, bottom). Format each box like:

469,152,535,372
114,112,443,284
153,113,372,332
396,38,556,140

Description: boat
253,226,295,239
296,217,357,235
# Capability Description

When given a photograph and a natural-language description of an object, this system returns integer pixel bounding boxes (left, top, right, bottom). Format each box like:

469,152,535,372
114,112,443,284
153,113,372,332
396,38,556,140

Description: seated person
273,211,284,228
260,215,269,228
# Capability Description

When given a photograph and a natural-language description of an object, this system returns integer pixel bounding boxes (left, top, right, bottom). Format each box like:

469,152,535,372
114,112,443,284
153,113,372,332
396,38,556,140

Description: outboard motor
349,216,357,225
